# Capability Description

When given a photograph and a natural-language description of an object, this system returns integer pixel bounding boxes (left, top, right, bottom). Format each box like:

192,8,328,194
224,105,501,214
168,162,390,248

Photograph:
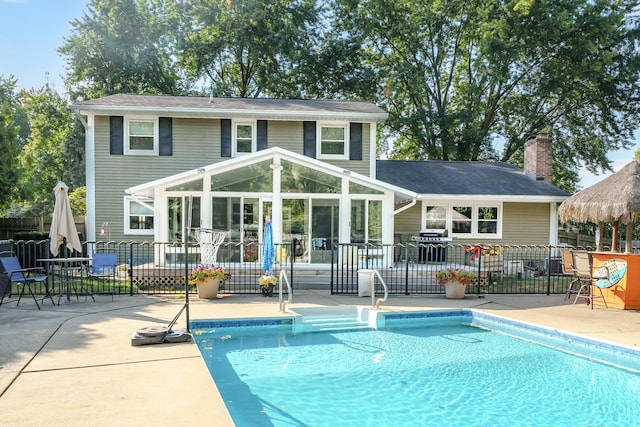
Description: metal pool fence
0,239,598,298
331,243,586,296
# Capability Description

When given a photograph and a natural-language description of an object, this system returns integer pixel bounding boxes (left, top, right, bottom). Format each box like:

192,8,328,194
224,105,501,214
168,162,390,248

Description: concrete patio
1,290,639,426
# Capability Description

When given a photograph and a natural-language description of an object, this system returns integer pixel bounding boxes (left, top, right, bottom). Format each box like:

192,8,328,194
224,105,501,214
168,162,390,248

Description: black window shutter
221,119,231,157
159,117,172,156
303,121,316,158
109,116,124,155
349,123,363,160
257,120,268,150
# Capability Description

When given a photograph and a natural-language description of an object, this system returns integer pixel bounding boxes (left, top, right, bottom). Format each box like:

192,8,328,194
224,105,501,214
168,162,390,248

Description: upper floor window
125,118,158,155
234,121,256,155
124,197,154,235
317,123,349,159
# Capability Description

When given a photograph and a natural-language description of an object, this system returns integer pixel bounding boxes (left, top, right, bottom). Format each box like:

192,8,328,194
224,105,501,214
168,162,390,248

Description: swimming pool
191,309,640,426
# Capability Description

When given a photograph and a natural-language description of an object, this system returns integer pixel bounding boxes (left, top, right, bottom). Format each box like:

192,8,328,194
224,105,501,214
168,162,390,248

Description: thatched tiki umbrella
559,160,640,253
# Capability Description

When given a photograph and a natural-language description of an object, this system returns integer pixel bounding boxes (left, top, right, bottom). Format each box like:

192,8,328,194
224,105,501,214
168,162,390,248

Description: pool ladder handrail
278,269,293,312
371,269,388,309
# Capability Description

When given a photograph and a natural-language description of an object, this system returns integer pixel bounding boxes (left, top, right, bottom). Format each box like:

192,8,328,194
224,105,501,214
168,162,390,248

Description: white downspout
394,199,417,216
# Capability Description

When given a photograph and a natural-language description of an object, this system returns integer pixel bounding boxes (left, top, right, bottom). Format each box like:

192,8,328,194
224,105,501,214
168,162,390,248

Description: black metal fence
331,243,589,295
0,239,295,299
1,238,601,299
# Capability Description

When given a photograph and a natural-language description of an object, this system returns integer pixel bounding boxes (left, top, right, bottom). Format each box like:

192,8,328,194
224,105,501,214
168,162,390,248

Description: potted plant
436,268,477,299
188,265,232,299
259,274,278,297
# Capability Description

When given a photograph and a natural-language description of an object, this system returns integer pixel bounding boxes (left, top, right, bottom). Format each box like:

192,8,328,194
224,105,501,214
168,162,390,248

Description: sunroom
125,147,415,266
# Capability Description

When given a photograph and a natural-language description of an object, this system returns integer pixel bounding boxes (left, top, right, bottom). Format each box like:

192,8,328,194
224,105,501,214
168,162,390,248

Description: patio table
37,257,94,304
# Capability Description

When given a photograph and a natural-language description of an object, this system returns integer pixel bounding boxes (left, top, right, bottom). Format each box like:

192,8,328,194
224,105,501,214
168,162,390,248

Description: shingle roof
70,94,388,121
376,160,569,198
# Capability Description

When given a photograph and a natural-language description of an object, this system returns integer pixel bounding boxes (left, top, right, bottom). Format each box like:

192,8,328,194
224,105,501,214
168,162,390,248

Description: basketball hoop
193,228,226,265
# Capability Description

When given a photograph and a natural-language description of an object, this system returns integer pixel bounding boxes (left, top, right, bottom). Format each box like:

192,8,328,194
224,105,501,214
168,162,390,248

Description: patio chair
561,249,580,300
0,254,54,310
571,250,610,309
312,238,328,250
87,253,117,300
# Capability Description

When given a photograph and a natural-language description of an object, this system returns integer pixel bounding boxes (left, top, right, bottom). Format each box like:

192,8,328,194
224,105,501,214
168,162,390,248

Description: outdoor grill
410,229,452,263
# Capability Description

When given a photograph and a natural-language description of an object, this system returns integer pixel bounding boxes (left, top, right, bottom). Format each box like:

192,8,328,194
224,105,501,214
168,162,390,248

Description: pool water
192,314,640,426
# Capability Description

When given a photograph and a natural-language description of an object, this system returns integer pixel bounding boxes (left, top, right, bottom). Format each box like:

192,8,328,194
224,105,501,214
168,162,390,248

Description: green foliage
59,0,185,99
3,0,638,211
0,76,22,214
172,0,323,97
15,85,76,216
330,0,640,193
69,186,86,216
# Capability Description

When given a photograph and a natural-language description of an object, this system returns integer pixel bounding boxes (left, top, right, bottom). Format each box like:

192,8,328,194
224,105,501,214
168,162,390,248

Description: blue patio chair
88,253,117,300
0,255,54,310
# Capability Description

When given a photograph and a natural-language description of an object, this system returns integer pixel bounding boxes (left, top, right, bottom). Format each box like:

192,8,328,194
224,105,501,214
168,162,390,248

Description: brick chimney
524,133,552,183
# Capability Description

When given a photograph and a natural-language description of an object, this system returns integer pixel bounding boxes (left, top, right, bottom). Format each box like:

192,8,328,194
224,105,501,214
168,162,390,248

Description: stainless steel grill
411,229,452,262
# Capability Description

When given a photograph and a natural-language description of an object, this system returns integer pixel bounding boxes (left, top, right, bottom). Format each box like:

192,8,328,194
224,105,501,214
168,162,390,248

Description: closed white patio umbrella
49,181,82,256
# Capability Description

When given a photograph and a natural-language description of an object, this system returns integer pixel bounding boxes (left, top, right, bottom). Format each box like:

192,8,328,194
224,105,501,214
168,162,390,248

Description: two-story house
71,94,568,266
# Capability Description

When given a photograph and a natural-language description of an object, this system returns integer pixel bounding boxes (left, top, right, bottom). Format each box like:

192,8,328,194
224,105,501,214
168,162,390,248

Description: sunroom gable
125,147,415,200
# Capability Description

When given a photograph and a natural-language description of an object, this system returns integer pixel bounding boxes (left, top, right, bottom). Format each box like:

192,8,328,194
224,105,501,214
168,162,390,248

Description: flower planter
261,284,275,297
444,281,466,299
196,278,223,299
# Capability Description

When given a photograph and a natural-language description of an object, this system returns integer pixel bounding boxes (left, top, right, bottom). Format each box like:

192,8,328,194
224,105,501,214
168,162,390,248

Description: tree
0,76,25,214
15,85,76,216
172,0,323,97
59,0,185,100
330,0,640,192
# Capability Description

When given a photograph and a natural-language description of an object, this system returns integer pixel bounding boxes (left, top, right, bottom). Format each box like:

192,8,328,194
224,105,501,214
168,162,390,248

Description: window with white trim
477,206,499,234
125,118,158,154
234,121,256,155
452,206,472,234
425,206,447,229
124,197,154,235
317,123,348,158
423,202,501,237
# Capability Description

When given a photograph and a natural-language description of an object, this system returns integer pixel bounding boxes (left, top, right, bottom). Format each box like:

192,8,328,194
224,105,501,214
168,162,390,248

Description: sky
1,0,637,188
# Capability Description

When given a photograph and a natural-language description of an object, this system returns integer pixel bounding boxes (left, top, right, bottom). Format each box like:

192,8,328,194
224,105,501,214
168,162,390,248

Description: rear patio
1,291,639,426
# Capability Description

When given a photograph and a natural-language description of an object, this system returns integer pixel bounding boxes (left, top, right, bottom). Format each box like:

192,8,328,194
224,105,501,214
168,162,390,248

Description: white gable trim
125,147,416,201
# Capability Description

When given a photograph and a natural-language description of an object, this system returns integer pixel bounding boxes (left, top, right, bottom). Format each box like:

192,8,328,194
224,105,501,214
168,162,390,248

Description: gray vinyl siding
268,121,302,152
270,121,372,176
329,123,371,176
94,116,375,240
94,116,223,242
393,204,422,241
391,202,551,245
500,202,551,245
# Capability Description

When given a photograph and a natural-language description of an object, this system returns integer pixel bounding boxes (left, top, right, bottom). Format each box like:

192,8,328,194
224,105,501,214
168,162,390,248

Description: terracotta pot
196,278,223,299
444,281,466,299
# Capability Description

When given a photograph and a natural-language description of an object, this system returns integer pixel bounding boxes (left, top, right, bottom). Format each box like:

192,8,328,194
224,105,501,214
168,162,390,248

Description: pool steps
288,305,381,333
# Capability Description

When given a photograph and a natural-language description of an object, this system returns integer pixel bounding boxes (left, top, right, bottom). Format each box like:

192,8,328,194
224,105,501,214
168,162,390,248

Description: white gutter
416,194,568,203
393,199,417,215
